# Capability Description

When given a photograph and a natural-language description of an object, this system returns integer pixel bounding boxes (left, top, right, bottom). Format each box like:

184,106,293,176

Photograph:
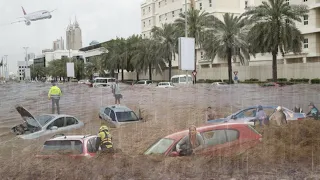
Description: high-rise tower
66,17,83,50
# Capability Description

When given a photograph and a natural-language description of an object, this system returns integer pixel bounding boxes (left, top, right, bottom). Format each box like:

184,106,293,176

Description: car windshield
95,79,107,83
40,140,83,155
137,81,145,84
144,138,174,155
116,111,139,122
34,115,55,126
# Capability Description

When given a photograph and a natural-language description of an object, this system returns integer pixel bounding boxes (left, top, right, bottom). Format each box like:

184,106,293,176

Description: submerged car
156,82,174,88
207,105,306,125
144,123,262,157
99,105,142,128
36,134,99,158
211,82,228,86
11,105,84,139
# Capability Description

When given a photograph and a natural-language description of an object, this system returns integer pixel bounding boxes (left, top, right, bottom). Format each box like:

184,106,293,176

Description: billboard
66,63,75,78
25,68,31,80
178,37,195,71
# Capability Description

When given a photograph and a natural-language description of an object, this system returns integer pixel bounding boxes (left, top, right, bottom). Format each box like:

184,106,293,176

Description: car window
201,129,227,147
137,81,145,84
116,111,138,122
147,81,152,84
87,137,98,153
41,140,83,155
47,117,65,129
225,130,239,142
110,111,116,121
107,79,115,82
35,115,55,126
66,117,78,126
171,78,179,83
261,108,276,116
144,138,174,155
235,108,257,119
104,108,111,116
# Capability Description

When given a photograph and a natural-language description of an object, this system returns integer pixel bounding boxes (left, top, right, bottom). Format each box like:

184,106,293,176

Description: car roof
105,105,132,112
164,123,249,140
40,114,76,118
47,135,96,141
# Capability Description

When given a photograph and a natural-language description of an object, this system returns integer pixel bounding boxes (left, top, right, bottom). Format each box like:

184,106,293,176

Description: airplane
11,6,57,26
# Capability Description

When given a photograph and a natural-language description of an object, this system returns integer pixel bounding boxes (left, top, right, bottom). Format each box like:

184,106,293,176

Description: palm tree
151,23,178,81
243,0,308,82
131,39,166,80
202,13,252,84
174,9,213,83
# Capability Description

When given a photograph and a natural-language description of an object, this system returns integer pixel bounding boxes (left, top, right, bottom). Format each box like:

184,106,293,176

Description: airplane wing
11,19,26,24
50,8,57,13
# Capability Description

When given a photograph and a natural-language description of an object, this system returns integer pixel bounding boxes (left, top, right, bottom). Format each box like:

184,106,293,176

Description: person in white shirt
111,79,122,105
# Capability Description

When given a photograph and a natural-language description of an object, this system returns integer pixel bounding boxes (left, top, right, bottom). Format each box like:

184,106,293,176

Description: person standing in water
111,79,122,105
48,80,62,114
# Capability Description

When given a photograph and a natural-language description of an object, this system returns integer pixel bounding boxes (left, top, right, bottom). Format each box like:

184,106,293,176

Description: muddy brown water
1,82,320,179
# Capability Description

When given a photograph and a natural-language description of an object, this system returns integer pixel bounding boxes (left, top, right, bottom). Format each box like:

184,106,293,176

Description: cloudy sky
0,0,143,73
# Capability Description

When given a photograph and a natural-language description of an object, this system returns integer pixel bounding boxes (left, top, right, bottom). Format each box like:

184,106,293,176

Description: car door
65,117,79,130
198,129,240,156
86,137,99,156
103,108,111,120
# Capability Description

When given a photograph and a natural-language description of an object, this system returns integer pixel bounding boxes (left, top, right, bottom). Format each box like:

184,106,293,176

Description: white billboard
66,62,75,78
25,68,31,80
178,37,195,71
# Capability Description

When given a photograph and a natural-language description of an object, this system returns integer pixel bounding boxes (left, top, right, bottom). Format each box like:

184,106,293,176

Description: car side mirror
231,115,236,119
50,126,58,130
169,151,179,157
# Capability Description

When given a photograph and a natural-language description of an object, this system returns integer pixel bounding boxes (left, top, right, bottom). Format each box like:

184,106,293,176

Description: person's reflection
176,125,204,156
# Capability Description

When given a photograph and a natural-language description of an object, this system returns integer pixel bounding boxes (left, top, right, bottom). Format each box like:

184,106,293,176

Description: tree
174,9,213,83
202,13,251,84
151,23,178,81
243,0,308,82
131,39,166,80
30,64,46,80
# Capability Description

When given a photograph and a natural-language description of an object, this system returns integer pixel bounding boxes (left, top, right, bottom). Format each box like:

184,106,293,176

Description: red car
144,123,262,157
36,134,99,158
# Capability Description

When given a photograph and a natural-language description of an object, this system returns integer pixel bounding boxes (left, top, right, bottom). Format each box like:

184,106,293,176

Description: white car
212,82,228,86
11,105,84,139
156,82,175,88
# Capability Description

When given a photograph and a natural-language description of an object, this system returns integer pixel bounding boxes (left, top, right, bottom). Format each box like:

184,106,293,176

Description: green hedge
240,81,266,84
311,78,320,84
289,78,309,83
267,78,287,82
244,78,259,82
197,79,223,83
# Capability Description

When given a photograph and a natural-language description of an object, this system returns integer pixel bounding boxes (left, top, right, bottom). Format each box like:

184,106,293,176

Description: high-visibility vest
98,130,113,149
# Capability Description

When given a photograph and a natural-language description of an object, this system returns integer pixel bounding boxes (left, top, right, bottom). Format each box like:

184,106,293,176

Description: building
79,41,108,63
42,49,54,53
140,0,320,70
140,0,242,68
17,60,33,80
53,37,65,51
33,50,85,68
66,17,83,50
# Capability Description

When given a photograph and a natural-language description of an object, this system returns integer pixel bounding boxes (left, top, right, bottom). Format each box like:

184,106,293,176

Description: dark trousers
51,98,60,114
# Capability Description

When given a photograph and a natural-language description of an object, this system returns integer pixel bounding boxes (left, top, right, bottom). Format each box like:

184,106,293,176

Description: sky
0,0,143,74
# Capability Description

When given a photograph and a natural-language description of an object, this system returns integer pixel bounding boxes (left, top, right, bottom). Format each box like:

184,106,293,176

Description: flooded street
1,82,320,179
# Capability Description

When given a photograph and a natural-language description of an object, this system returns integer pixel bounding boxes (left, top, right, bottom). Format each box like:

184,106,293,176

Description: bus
170,74,193,84
92,77,116,88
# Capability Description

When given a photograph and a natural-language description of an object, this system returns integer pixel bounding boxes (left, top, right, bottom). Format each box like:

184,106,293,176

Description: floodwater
1,82,320,179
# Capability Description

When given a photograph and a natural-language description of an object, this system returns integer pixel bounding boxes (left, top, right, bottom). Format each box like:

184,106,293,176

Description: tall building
141,0,320,69
53,37,65,51
66,17,83,50
141,0,242,68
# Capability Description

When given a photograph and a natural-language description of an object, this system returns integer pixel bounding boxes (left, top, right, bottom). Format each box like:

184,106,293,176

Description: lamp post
4,55,8,81
23,47,29,80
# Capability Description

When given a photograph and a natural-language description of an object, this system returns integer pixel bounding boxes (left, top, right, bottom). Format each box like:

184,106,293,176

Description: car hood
15,105,42,128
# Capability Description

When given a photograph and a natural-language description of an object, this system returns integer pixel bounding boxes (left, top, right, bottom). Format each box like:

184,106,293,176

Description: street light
4,55,8,81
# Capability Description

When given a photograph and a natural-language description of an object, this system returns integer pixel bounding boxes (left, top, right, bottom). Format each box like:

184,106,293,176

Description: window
159,15,162,22
171,77,179,83
199,3,202,10
158,2,160,8
165,0,167,5
304,15,308,25
47,117,65,129
66,117,78,126
143,9,145,15
110,111,116,121
304,38,308,48
165,13,167,20
286,0,289,5
116,111,138,122
143,21,145,27
137,81,146,84
200,52,204,59
180,8,182,12
87,137,98,153
202,130,227,147
148,7,151,12
172,11,175,17
235,108,257,119
41,140,83,155
104,108,111,116
209,0,212,7
144,138,174,155
225,130,239,142
245,1,248,8
304,0,307,1
149,19,151,25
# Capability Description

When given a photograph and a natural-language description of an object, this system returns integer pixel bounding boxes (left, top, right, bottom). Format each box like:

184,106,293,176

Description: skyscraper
53,37,65,51
66,17,83,50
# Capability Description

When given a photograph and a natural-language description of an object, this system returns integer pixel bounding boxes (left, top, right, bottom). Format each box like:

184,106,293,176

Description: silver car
208,105,306,126
11,105,84,139
99,105,142,128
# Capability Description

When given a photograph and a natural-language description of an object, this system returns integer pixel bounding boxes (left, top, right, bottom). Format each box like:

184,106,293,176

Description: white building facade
141,0,320,70
53,37,65,51
17,60,33,80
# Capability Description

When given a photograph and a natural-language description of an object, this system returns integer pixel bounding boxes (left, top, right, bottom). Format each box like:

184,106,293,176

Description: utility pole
185,0,188,38
23,47,29,80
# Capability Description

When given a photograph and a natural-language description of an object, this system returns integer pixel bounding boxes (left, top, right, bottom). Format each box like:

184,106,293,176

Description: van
170,74,193,84
92,77,116,88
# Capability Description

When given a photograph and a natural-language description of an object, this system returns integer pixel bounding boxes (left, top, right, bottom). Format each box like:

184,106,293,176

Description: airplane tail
21,6,27,15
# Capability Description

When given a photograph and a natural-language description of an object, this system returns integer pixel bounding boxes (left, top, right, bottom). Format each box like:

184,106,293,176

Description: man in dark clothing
307,102,319,120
